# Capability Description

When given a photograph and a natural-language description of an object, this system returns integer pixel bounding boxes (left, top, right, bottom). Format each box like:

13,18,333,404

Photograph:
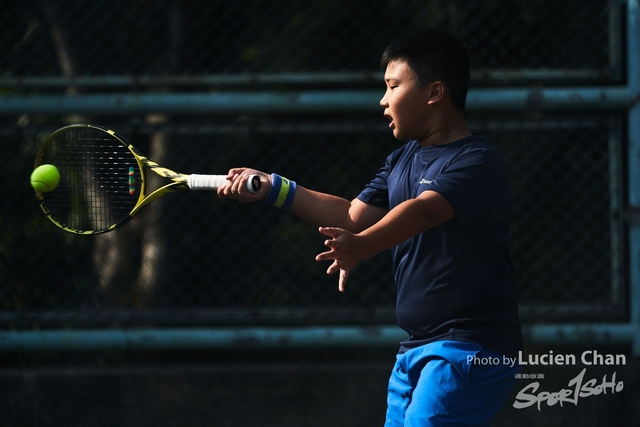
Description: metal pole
626,0,640,355
0,87,633,116
0,70,611,89
0,324,635,352
0,326,408,351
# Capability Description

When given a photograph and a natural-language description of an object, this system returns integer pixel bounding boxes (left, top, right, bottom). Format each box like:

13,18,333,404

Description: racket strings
39,127,142,232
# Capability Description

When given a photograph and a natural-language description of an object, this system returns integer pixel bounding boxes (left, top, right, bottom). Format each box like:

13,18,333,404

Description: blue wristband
263,173,297,210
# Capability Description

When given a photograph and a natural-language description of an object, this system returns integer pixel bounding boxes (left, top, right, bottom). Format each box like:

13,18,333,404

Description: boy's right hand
217,168,271,203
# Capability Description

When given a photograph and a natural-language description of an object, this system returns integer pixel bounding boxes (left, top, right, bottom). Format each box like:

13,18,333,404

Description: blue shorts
385,340,519,427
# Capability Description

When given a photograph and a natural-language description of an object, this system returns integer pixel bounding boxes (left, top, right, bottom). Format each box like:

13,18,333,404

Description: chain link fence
2,0,619,79
0,0,628,343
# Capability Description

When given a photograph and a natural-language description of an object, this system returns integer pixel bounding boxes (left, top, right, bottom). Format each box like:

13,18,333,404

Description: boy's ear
426,81,445,104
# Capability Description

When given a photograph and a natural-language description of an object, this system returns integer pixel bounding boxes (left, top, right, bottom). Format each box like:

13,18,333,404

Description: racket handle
248,175,261,192
187,174,260,193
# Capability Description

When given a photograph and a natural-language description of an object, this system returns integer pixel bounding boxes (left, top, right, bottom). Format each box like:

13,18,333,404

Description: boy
219,29,523,426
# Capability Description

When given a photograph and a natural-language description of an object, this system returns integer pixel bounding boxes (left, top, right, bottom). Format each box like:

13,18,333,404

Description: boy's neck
418,112,471,146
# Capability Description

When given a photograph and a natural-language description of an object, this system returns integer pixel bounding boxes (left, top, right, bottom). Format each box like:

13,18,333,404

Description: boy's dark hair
381,29,470,111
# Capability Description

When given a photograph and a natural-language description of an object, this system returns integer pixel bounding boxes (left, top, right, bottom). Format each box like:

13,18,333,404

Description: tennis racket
33,123,259,235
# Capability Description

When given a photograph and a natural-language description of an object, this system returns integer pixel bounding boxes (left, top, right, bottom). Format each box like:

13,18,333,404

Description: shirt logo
419,178,433,185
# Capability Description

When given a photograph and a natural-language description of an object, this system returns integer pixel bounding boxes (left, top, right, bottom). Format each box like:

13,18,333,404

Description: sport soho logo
468,350,626,411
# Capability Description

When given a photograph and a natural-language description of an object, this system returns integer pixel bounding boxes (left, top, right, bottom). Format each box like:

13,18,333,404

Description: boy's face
380,60,434,142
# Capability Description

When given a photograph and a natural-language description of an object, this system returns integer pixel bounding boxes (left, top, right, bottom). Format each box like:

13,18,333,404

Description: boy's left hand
315,226,367,292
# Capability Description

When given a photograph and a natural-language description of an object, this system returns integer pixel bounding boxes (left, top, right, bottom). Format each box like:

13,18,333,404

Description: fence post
627,0,640,355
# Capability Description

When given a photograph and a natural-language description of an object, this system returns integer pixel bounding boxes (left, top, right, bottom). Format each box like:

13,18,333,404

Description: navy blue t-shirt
358,134,523,358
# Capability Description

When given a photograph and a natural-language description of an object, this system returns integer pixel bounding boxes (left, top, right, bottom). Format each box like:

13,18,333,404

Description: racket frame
34,124,221,235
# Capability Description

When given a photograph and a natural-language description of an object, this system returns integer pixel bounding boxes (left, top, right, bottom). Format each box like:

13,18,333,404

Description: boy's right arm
217,168,387,233
289,186,386,232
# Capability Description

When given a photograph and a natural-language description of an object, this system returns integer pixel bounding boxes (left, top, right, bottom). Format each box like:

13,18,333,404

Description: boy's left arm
316,190,455,291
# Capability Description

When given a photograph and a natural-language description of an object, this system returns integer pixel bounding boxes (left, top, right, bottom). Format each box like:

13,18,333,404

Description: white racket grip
187,174,260,193
187,174,227,190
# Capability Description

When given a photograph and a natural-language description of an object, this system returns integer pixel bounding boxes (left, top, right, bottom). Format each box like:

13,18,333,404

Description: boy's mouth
384,113,394,129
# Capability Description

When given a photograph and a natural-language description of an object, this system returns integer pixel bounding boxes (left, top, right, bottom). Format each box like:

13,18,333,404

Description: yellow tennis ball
30,164,60,193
